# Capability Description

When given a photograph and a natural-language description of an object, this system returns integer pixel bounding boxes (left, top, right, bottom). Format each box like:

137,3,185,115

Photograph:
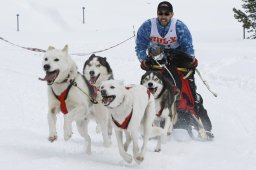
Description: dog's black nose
101,90,107,96
148,82,153,87
44,64,50,71
89,71,95,76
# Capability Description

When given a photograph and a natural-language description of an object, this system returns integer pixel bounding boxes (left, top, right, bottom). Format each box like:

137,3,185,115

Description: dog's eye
101,86,104,89
88,64,92,67
44,58,48,61
110,86,115,89
96,64,101,67
154,78,159,81
54,58,59,62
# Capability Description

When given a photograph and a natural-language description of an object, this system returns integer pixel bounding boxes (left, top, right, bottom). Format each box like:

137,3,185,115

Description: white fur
42,45,92,154
100,80,163,164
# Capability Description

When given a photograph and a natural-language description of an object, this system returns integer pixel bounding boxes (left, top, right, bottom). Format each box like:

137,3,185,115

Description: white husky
39,45,92,153
100,80,163,164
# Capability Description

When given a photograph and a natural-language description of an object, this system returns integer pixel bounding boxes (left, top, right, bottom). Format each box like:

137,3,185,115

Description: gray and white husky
141,71,209,141
141,71,179,141
83,54,113,146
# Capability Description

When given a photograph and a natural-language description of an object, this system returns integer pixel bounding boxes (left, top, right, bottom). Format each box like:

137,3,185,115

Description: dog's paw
48,135,57,142
122,153,133,164
64,132,72,141
134,154,144,164
154,148,161,152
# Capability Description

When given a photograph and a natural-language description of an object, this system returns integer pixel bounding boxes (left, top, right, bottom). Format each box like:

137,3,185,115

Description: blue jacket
135,18,195,61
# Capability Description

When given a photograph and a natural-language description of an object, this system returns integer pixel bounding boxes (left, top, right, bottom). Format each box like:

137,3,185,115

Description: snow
0,0,256,170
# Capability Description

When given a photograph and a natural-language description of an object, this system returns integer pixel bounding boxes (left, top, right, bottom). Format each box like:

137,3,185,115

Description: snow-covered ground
1,0,256,170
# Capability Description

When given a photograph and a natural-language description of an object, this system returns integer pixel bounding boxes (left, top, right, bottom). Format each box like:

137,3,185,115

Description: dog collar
55,74,71,84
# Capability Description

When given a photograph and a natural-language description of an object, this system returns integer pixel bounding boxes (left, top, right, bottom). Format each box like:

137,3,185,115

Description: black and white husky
141,71,209,140
141,71,179,140
83,54,113,86
83,54,113,146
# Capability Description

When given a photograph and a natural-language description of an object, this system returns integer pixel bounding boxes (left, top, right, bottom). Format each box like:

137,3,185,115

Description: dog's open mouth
102,95,116,106
148,87,158,94
39,70,59,85
89,74,100,84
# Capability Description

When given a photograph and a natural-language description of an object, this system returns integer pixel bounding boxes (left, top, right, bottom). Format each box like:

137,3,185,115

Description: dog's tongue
90,77,97,84
148,88,156,94
39,72,56,81
102,97,108,104
102,96,112,105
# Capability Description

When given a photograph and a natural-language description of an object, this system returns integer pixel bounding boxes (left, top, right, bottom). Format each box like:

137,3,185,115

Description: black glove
164,49,196,69
140,60,151,71
190,58,198,69
140,58,165,71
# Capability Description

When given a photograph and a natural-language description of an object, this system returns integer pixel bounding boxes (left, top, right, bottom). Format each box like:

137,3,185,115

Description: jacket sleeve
135,19,152,62
176,20,195,58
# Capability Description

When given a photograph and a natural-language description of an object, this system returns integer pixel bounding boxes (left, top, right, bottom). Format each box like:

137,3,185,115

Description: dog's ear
88,54,96,60
47,46,55,51
62,45,68,53
90,54,96,58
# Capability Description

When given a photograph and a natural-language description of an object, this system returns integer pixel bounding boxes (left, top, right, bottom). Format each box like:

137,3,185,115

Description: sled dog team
39,45,209,164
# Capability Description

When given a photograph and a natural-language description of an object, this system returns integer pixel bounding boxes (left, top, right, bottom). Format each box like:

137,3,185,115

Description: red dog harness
111,88,151,129
176,70,198,117
51,83,73,114
112,109,133,129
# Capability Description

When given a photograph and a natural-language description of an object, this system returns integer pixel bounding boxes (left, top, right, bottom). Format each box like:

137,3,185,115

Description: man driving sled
135,1,214,139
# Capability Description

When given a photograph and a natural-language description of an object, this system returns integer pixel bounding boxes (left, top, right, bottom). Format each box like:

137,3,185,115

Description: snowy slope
1,0,256,170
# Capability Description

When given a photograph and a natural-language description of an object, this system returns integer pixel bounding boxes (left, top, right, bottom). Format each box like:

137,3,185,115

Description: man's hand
190,58,198,69
148,45,165,58
152,53,164,61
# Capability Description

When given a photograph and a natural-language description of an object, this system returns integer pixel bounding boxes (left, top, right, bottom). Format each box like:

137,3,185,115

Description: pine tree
233,0,256,39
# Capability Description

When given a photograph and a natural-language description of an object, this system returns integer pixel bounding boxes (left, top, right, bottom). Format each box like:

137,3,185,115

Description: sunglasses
158,12,170,16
